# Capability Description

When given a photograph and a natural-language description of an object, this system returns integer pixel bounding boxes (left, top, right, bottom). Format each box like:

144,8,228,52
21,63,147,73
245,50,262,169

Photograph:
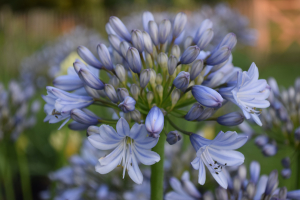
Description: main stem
151,132,166,200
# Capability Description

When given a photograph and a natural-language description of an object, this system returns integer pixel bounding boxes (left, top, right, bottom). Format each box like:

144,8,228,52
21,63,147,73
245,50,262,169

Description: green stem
297,144,300,189
151,132,166,200
166,116,193,136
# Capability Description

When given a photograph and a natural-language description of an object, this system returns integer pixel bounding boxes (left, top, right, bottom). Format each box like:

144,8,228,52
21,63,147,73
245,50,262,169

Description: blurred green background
0,0,300,199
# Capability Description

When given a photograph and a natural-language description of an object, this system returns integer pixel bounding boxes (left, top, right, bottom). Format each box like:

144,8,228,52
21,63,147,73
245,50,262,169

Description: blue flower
145,106,164,138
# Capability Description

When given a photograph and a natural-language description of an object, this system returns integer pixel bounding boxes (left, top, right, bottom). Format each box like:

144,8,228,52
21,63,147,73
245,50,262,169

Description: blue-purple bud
206,46,231,66
131,29,145,53
73,61,104,90
192,85,223,108
171,45,181,58
281,157,290,168
148,21,159,46
185,103,204,121
172,12,187,38
190,59,203,80
281,168,291,179
87,125,99,136
166,131,182,145
77,46,102,69
53,75,83,91
140,69,151,88
180,46,200,64
145,106,164,138
104,84,118,103
218,33,237,49
294,127,300,141
142,31,153,54
130,84,140,100
194,19,213,44
197,108,215,121
126,47,142,74
196,29,214,49
250,161,260,184
117,88,129,101
68,121,89,131
157,52,168,70
262,144,277,157
168,55,178,75
265,170,278,195
118,96,136,113
109,16,131,42
158,19,172,44
97,43,114,71
108,34,122,54
217,112,244,126
255,135,269,147
70,108,99,125
268,77,280,97
119,41,131,58
130,109,141,123
173,71,190,90
115,64,126,82
143,11,154,33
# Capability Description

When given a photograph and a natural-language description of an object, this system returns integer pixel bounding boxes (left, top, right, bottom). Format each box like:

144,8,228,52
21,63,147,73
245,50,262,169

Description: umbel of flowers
42,11,270,199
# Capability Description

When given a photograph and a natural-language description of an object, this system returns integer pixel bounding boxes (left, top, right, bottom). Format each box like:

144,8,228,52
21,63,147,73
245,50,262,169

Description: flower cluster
166,161,300,200
0,81,40,141
42,10,269,189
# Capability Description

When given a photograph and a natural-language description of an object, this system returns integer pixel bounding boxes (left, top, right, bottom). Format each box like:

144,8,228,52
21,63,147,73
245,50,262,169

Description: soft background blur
0,0,300,199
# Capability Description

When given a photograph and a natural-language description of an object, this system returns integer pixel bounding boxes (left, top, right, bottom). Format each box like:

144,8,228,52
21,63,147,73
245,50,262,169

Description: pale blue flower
88,117,160,184
192,85,223,108
219,63,270,126
190,131,247,189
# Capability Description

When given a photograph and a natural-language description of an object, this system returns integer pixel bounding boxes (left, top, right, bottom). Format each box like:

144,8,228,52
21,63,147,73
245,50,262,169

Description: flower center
200,147,227,175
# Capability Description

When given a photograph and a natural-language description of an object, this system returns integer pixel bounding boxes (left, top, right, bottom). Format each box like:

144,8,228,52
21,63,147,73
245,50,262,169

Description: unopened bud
233,176,241,194
71,109,98,125
109,16,131,42
142,31,153,54
173,71,190,90
250,161,260,184
109,76,120,89
217,112,244,126
172,12,187,38
190,59,203,80
158,19,172,44
126,47,142,74
185,103,204,121
156,84,163,101
147,91,154,105
142,11,154,33
192,85,223,108
171,45,181,58
194,19,213,44
130,84,140,100
120,41,131,58
218,33,237,49
157,52,168,71
246,182,256,199
115,64,126,83
140,69,151,88
268,77,280,97
168,55,178,75
108,34,122,54
77,46,102,69
215,188,228,200
130,109,141,123
279,187,287,199
180,46,200,64
148,21,159,46
87,125,99,136
183,36,193,50
294,127,300,141
104,84,118,103
281,169,291,179
118,96,136,113
281,157,290,168
149,69,156,87
255,135,269,147
265,170,278,195
262,144,277,157
131,29,144,53
156,73,163,85
166,131,182,145
145,106,164,138
196,29,214,49
206,46,231,66
97,44,114,70
117,88,129,101
197,108,215,121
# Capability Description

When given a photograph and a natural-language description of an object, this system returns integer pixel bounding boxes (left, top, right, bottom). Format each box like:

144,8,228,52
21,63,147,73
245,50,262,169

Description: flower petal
99,143,124,165
211,171,228,189
133,146,160,165
198,159,206,185
127,154,143,184
116,117,130,137
95,153,122,174
135,137,159,149
129,123,147,140
208,148,245,166
88,134,121,150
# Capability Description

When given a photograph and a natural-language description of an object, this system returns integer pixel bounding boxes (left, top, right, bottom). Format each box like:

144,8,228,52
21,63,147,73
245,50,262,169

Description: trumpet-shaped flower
88,117,160,184
190,131,248,189
219,63,270,126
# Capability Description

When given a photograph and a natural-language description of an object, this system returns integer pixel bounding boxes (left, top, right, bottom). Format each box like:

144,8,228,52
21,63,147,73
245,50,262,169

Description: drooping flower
88,117,160,184
219,62,270,126
190,131,248,188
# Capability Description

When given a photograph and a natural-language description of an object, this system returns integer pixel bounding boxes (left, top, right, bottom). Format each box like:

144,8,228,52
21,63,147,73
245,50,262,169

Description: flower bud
149,69,156,87
171,45,181,58
104,84,118,103
203,191,214,200
126,47,142,73
206,46,231,66
97,44,114,71
143,11,154,33
215,188,228,200
281,157,290,168
265,170,278,195
77,46,102,69
173,12,187,38
294,127,300,141
183,36,193,50
233,175,241,194
157,52,168,71
180,46,200,64
147,91,154,105
262,144,277,157
87,125,99,136
130,84,140,100
53,75,83,91
130,109,141,123
185,103,204,121
108,34,122,54
194,19,213,44
156,73,163,85
115,64,126,82
196,29,214,49
281,169,291,179
118,96,136,113
73,61,104,90
131,29,144,53
158,19,171,44
145,106,164,138
105,23,116,35
190,59,203,80
68,122,89,131
70,108,99,125
246,182,256,199
268,77,279,97
192,85,223,108
119,41,131,58
166,131,181,145
156,84,163,101
109,16,131,42
197,108,215,121
250,161,260,184
255,135,269,147
109,76,119,89
142,31,153,54
117,88,129,101
217,112,244,126
168,55,178,75
218,33,237,49
173,71,190,90
171,88,181,106
148,21,159,46
140,69,151,88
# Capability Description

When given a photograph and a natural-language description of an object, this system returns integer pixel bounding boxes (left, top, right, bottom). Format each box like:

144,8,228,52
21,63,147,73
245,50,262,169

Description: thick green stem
151,133,166,200
297,145,300,189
